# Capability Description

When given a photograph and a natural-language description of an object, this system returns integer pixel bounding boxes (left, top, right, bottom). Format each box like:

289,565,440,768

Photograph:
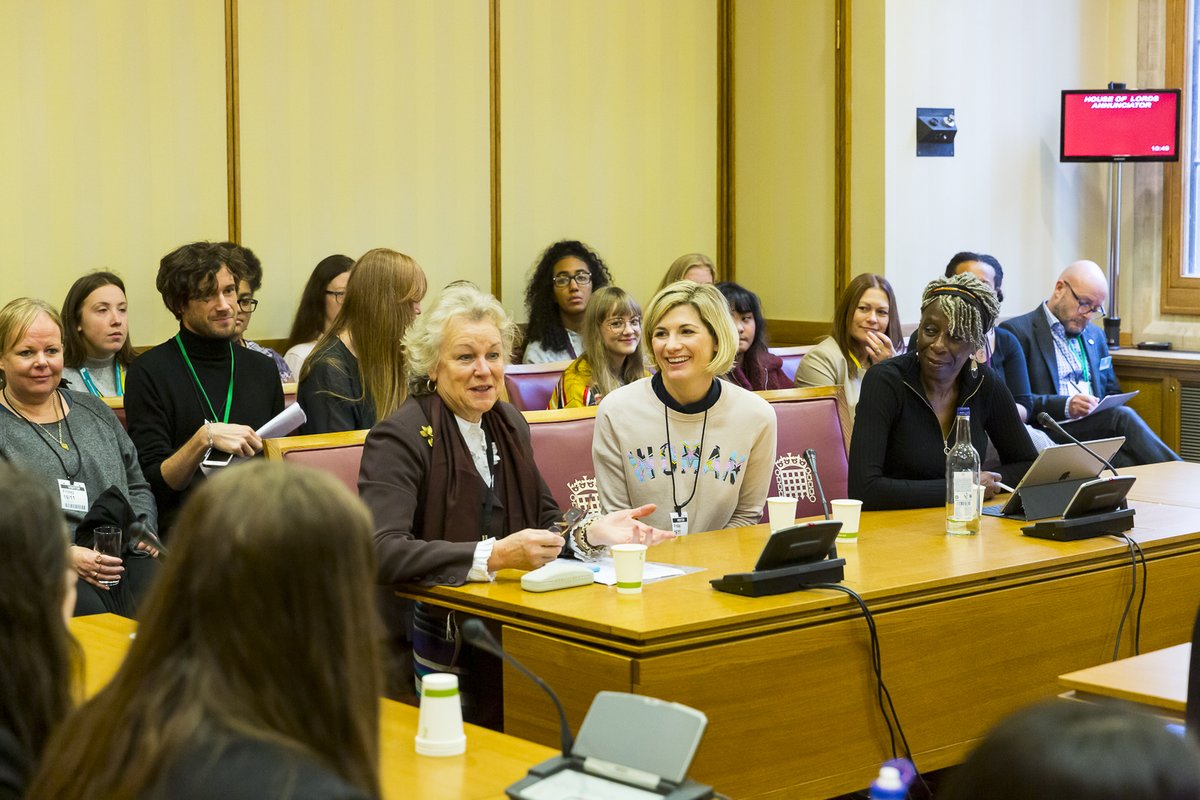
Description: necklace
38,417,69,450
3,386,69,449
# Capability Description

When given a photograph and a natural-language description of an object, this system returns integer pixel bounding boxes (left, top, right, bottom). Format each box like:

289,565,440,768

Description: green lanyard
1068,336,1090,382
174,334,235,423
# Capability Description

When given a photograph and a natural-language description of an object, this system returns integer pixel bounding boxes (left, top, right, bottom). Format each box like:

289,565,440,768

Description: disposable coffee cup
830,499,863,541
612,543,647,595
766,496,799,533
415,673,466,756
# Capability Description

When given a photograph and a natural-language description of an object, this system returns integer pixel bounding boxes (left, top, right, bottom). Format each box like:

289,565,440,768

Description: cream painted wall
733,0,837,324
878,0,1133,324
238,0,491,341
498,0,718,319
0,1,228,344
849,0,887,281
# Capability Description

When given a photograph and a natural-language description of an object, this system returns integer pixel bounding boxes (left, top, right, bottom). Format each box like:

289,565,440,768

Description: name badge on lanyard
670,510,689,537
58,479,89,514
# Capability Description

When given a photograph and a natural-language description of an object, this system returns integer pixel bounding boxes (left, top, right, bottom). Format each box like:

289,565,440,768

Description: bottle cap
956,406,970,415
875,766,903,789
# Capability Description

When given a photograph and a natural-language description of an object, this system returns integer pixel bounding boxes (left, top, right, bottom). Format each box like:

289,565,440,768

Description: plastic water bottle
869,765,907,800
945,406,981,535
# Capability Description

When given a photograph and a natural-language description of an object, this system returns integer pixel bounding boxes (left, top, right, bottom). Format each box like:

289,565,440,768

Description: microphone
804,448,831,520
1036,412,1120,477
461,617,574,756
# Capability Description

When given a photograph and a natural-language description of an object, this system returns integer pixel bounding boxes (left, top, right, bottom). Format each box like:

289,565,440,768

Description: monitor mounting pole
1104,80,1125,350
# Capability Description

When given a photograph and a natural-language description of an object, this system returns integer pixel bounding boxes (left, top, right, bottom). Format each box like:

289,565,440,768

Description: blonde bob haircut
642,281,738,377
0,298,64,391
404,283,521,393
656,252,717,293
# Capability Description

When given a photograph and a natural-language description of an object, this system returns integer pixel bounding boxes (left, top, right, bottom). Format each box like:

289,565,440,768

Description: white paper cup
830,499,863,540
415,673,466,756
612,543,647,594
766,496,799,533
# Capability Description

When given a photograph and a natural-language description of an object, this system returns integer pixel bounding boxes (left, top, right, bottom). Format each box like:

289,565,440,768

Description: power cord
805,582,930,799
1112,534,1148,660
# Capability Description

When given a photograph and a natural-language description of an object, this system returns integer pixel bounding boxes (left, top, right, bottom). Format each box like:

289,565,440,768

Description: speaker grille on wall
1178,384,1200,463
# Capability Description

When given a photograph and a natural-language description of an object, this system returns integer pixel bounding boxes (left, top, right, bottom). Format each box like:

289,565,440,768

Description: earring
969,356,978,375
423,377,436,394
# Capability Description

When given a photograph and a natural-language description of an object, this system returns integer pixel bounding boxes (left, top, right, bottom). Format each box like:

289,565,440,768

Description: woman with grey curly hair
847,273,1036,510
358,283,672,728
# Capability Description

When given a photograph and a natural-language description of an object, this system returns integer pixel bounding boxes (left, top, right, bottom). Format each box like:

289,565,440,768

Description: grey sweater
0,389,157,539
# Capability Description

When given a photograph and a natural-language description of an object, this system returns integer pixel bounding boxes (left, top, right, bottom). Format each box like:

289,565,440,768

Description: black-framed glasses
326,290,346,304
552,272,592,288
1062,280,1105,316
604,316,641,332
237,297,259,312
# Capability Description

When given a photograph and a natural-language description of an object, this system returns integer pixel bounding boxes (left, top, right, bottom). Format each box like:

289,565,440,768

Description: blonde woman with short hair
592,281,777,534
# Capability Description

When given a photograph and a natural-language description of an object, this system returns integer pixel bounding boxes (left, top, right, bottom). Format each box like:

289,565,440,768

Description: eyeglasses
604,316,641,332
237,297,259,312
552,272,592,288
326,290,347,304
1062,280,1105,316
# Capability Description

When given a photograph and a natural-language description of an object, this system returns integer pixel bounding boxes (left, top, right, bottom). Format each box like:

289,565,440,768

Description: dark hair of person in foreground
27,462,382,800
0,464,77,798
938,701,1200,800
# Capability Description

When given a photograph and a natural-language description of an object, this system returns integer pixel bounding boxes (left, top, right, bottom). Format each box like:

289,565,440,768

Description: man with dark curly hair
125,241,284,532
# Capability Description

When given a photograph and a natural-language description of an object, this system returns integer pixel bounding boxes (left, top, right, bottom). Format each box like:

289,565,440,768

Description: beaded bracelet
570,514,606,561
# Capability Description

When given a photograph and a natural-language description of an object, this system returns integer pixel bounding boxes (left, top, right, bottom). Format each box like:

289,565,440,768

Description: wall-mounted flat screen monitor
1060,89,1181,162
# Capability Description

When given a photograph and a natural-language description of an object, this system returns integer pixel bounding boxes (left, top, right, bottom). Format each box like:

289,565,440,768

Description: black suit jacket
998,305,1121,422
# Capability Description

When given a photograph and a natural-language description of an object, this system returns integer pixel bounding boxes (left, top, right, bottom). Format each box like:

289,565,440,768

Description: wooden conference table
1059,642,1189,720
68,614,555,800
398,462,1200,799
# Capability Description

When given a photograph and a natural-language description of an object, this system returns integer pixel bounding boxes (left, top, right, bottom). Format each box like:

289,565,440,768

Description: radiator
1180,384,1200,462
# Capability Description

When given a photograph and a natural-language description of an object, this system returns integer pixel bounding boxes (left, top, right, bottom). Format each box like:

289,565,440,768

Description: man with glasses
225,242,293,382
125,241,285,531
1000,260,1179,466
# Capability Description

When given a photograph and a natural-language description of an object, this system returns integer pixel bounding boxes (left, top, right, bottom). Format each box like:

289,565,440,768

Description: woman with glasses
715,282,792,392
298,249,426,435
548,286,648,409
60,272,136,399
283,254,354,378
521,240,613,363
593,281,777,534
223,243,292,382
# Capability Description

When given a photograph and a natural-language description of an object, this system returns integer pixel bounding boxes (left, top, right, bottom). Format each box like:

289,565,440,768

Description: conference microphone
803,448,831,520
129,521,169,561
460,617,574,757
1036,412,1120,477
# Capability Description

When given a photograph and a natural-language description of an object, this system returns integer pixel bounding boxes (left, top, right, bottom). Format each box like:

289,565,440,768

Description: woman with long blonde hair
299,248,427,434
548,286,647,408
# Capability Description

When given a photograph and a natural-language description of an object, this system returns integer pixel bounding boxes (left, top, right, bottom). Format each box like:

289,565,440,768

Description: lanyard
174,334,235,423
4,388,81,480
1068,336,1090,382
79,361,124,397
663,403,708,516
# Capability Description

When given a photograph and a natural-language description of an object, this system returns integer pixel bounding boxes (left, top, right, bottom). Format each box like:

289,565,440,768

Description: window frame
1161,0,1200,313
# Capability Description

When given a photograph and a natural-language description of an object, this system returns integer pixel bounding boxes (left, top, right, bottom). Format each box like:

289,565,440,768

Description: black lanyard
663,403,708,516
4,388,81,480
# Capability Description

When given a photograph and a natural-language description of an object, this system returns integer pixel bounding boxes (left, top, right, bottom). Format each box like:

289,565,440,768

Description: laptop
982,437,1124,519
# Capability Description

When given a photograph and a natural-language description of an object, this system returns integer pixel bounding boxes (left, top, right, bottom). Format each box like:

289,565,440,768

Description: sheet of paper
257,403,307,438
1060,390,1138,423
517,769,662,800
591,558,688,586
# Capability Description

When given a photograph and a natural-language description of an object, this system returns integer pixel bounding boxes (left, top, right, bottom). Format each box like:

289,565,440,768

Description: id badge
670,510,689,537
57,479,89,514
